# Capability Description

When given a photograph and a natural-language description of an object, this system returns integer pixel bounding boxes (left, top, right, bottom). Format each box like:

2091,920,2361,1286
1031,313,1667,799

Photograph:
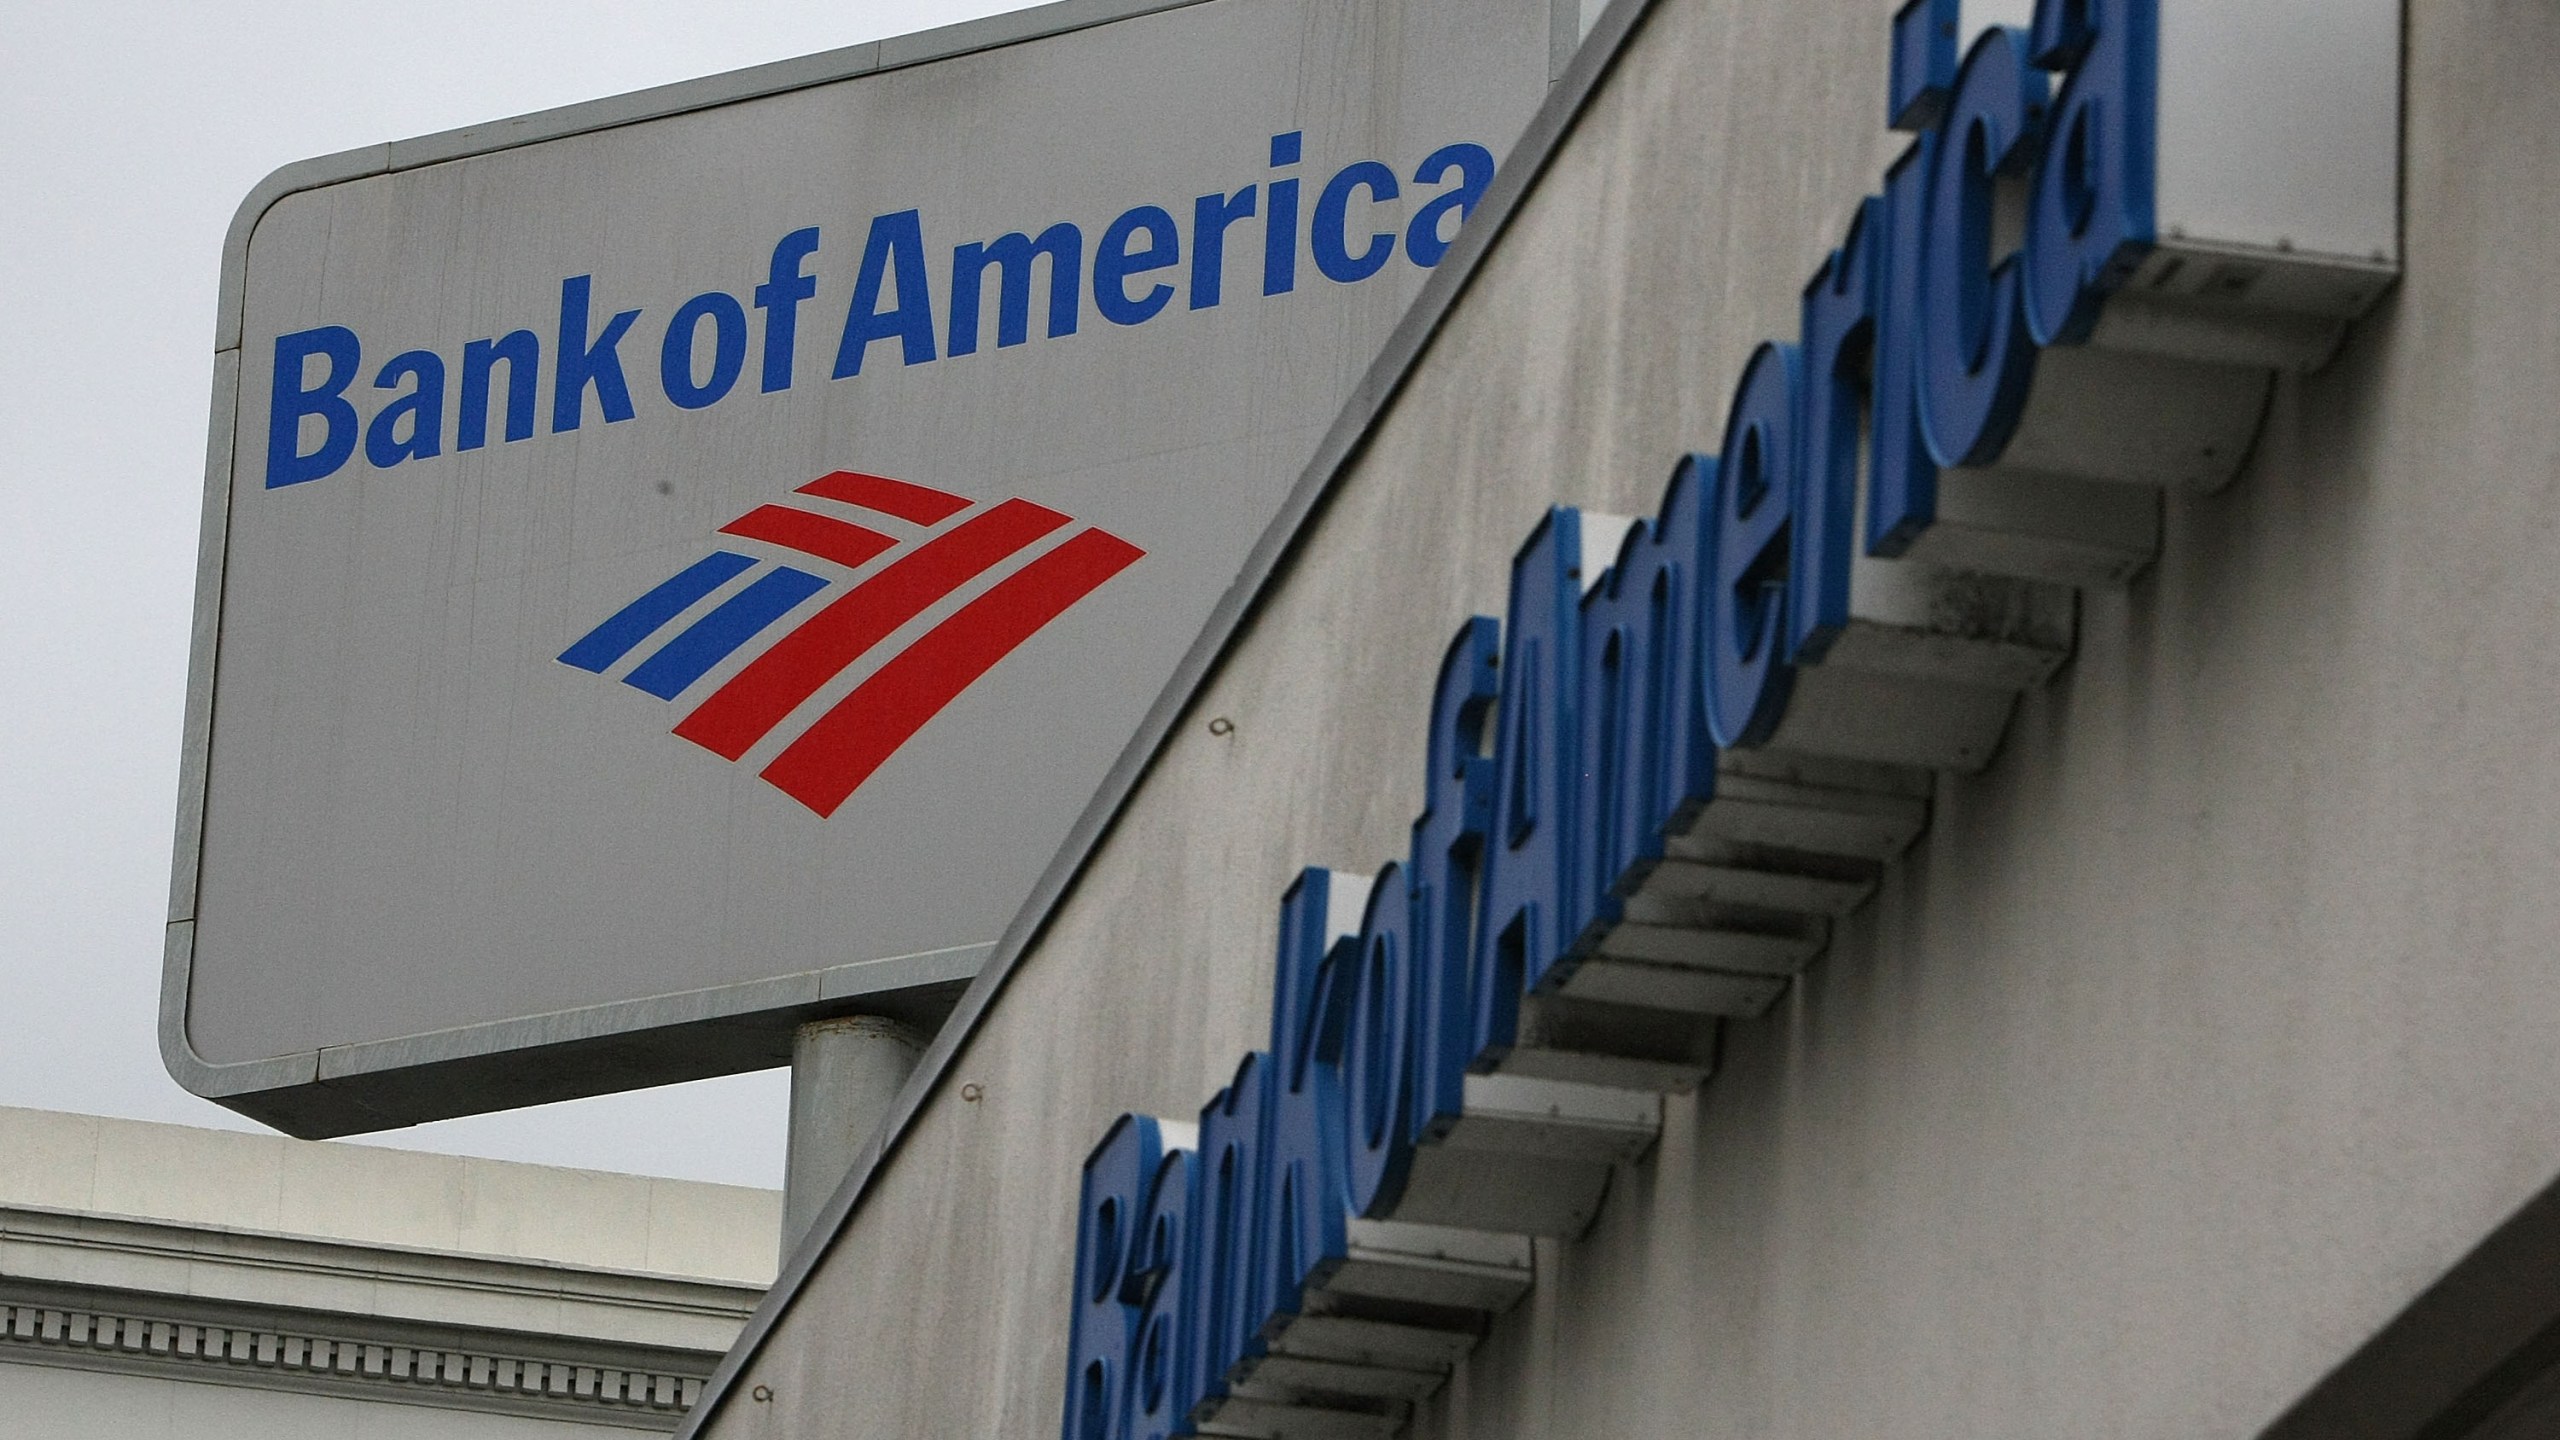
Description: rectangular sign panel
167,0,1557,1135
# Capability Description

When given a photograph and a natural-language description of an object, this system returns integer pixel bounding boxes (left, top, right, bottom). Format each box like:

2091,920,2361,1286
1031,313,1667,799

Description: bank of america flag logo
559,471,1143,818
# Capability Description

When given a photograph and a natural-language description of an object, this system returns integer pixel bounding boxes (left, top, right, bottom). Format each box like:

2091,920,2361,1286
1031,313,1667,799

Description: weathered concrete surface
702,2,2560,1438
0,1104,780,1283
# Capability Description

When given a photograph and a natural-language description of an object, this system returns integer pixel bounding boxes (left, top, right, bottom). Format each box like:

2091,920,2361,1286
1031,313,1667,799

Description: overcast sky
0,0,1050,1191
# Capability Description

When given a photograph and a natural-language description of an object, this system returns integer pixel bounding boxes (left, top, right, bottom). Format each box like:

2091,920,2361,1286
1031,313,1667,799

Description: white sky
0,0,1048,1191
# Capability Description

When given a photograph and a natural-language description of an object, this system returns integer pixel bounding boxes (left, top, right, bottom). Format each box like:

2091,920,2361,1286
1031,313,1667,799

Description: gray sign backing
167,0,1556,1136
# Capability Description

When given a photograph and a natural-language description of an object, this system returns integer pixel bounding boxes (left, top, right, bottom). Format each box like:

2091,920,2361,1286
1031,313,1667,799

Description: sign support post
782,1015,925,1257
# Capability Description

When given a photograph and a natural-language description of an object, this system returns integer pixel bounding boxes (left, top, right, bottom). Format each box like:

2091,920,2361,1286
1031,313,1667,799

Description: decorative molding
0,1204,763,1430
0,1298,703,1429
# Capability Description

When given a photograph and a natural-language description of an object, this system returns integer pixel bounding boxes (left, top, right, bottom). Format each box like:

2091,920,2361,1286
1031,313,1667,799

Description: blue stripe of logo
558,551,758,673
623,565,830,700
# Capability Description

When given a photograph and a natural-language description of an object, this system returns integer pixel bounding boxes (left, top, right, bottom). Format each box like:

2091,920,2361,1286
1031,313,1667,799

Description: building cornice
0,1204,763,1429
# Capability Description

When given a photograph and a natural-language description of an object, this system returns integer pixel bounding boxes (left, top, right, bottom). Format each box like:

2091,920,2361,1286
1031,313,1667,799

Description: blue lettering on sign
1095,207,1182,327
1869,133,1942,553
1404,143,1496,269
755,228,822,393
660,291,749,411
365,349,445,469
1122,1143,1193,1440
1060,1,2158,1434
1916,25,2047,469
1263,131,1303,298
1703,345,1797,748
834,209,938,377
258,134,1501,490
1184,1048,1271,1421
1578,456,1714,932
552,274,641,433
264,326,361,487
2022,0,2155,346
1794,198,1878,657
1337,858,1413,1219
1311,161,1399,284
458,331,540,452
951,224,1083,356
1065,1115,1162,1440
1477,511,1588,1044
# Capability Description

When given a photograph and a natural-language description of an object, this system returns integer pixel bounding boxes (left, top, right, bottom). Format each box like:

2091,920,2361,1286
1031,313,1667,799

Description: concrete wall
699,2,2560,1437
0,1106,779,1284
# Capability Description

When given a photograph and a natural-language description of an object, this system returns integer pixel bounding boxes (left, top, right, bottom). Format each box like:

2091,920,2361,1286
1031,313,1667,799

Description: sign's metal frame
165,0,1587,1138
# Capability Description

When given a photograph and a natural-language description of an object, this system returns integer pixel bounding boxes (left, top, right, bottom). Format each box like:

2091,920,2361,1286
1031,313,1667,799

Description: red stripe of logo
796,470,972,525
760,528,1146,817
673,499,1070,760
717,505,896,570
